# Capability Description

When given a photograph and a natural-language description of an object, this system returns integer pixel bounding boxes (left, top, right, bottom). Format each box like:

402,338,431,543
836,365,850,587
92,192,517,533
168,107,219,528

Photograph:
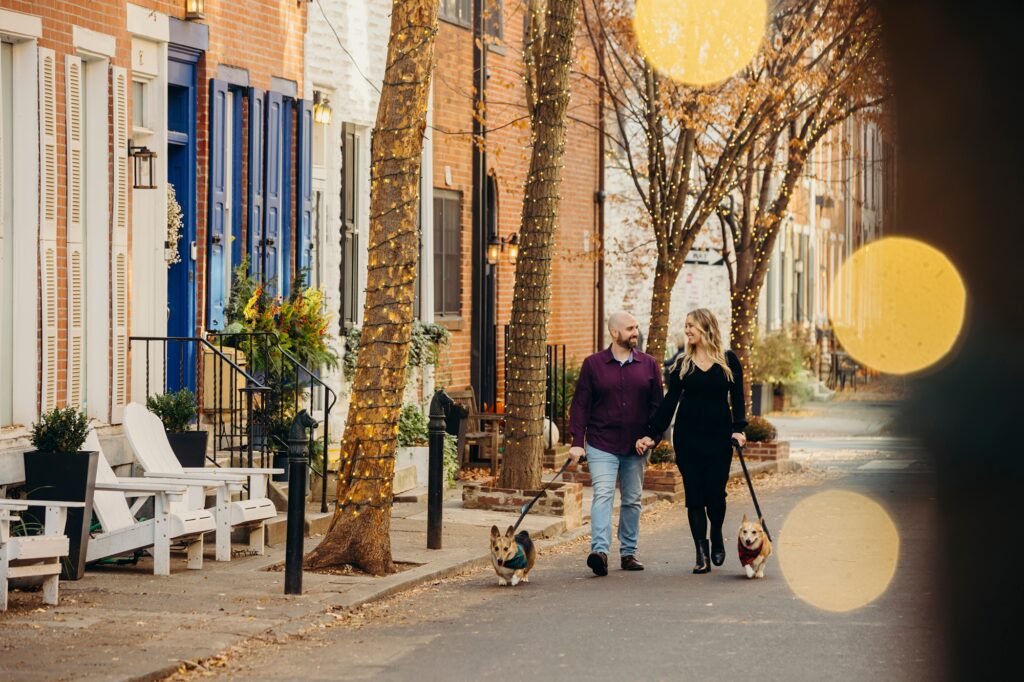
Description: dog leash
511,455,585,533
732,440,772,542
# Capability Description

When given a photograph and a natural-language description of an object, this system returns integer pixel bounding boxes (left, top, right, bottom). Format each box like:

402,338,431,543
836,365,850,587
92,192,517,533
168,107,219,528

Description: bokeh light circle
829,236,966,375
779,490,899,612
633,0,768,86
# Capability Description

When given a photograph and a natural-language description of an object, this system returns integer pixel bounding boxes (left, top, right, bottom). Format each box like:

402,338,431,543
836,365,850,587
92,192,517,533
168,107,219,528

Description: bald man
569,312,664,575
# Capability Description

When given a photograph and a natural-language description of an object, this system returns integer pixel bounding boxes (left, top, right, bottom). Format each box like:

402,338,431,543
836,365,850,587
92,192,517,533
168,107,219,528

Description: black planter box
22,450,99,580
165,430,209,468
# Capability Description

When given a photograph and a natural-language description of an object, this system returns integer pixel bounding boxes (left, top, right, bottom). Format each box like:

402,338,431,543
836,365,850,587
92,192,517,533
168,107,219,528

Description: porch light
129,143,157,190
313,92,333,125
506,233,519,264
185,0,205,20
487,234,501,266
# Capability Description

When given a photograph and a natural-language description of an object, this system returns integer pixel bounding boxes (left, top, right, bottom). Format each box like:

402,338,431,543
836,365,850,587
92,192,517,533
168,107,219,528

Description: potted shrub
23,406,98,580
146,388,208,468
743,415,790,460
395,403,429,493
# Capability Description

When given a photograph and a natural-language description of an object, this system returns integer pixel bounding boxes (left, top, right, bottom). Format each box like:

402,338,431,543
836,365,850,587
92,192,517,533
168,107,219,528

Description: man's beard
615,336,638,350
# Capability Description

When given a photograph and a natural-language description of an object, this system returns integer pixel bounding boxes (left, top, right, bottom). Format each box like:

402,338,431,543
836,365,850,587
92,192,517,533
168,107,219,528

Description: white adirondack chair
84,431,215,575
123,403,280,561
1,498,82,611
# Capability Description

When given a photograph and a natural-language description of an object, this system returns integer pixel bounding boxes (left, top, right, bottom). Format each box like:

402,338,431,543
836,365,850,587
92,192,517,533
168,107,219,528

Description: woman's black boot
693,539,711,574
710,529,726,567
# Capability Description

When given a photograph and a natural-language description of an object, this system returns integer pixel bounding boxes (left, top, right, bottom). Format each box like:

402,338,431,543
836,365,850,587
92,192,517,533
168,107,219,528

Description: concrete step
261,509,335,547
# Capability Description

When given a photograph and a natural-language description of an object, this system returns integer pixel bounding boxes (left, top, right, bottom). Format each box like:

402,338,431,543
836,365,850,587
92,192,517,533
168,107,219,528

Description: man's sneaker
587,552,608,576
621,555,645,571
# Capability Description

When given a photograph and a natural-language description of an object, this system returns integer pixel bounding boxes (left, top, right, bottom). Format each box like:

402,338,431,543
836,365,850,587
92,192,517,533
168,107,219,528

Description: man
569,311,664,576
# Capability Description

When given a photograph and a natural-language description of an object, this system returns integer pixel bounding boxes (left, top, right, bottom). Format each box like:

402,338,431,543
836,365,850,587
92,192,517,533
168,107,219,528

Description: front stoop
462,479,584,530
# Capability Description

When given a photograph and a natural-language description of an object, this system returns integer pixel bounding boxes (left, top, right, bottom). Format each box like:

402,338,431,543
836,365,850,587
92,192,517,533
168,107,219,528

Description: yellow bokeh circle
829,237,966,375
778,490,899,612
633,0,768,86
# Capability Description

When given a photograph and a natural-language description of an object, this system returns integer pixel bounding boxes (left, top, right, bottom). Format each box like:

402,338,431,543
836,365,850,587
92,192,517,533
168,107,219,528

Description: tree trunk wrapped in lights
719,0,887,408
303,0,438,576
498,0,580,491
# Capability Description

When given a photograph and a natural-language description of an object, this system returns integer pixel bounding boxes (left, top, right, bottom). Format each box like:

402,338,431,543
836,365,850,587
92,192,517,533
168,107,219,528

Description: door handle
211,234,222,245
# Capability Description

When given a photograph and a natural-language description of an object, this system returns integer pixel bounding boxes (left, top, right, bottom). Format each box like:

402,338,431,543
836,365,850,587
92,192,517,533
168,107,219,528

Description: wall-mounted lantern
505,233,519,264
486,232,519,266
313,91,333,125
185,0,205,20
129,143,157,189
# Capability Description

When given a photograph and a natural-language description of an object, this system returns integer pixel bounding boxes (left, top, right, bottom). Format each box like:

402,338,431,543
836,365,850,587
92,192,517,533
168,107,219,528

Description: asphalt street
183,427,941,681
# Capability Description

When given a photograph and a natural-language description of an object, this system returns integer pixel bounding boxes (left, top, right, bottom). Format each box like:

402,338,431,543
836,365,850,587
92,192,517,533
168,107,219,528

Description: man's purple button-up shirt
569,347,664,455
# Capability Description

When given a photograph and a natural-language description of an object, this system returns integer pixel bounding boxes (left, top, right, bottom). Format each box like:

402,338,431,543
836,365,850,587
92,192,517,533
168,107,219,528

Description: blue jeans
586,444,645,558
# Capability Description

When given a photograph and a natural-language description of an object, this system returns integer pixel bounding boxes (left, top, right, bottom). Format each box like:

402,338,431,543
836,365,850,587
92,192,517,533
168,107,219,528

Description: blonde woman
638,309,747,574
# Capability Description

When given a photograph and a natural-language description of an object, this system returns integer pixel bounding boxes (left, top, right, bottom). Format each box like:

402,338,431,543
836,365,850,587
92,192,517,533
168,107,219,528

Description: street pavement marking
858,459,916,470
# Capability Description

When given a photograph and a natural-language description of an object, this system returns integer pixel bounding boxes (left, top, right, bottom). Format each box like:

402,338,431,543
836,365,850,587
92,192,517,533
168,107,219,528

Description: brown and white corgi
489,525,536,586
737,514,773,579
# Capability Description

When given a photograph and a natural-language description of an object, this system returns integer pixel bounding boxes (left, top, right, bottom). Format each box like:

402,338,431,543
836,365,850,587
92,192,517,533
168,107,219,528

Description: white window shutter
38,48,59,411
65,55,85,409
111,67,129,422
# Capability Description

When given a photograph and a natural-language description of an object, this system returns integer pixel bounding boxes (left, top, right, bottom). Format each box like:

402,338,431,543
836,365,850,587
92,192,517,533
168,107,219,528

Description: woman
638,309,747,574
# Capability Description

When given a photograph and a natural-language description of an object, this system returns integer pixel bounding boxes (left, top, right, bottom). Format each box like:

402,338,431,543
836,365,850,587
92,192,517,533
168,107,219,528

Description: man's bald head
608,311,639,351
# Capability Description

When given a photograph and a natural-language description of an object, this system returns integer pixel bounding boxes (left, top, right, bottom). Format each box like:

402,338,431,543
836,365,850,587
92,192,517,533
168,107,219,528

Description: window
433,190,461,317
132,79,146,130
484,0,504,42
440,0,472,28
340,123,360,330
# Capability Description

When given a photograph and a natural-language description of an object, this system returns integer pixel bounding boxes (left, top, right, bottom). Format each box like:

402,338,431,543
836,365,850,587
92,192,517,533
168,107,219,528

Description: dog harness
500,543,529,570
737,538,762,566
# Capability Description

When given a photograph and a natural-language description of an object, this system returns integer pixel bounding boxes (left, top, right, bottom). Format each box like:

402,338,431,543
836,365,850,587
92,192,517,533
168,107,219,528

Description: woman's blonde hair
668,308,734,382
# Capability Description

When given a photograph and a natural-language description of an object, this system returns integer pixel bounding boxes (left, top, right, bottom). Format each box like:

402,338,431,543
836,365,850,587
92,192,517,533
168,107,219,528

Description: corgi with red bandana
489,525,536,586
737,514,772,579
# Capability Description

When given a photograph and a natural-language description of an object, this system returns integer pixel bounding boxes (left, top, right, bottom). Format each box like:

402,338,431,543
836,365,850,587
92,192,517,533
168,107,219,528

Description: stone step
260,509,335,547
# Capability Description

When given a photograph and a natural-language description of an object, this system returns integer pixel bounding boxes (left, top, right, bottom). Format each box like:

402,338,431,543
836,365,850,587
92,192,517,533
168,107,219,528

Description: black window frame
433,190,462,318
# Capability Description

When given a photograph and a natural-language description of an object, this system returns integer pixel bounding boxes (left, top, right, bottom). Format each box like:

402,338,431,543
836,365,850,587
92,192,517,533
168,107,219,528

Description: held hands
731,432,747,447
569,446,586,465
635,436,655,455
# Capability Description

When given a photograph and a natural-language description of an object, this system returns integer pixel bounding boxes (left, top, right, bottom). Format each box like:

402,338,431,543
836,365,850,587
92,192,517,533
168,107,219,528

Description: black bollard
427,389,449,549
285,409,318,595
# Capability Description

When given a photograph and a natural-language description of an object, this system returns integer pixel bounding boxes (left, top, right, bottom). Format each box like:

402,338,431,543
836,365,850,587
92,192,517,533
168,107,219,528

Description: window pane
132,80,145,128
485,0,503,40
433,197,445,314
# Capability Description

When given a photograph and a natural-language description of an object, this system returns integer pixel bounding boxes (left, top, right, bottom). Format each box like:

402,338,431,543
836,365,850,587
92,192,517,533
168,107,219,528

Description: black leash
733,440,772,542
511,455,585,533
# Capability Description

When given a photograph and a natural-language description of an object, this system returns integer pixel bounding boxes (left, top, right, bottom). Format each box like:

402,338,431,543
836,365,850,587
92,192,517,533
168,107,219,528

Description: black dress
648,351,747,509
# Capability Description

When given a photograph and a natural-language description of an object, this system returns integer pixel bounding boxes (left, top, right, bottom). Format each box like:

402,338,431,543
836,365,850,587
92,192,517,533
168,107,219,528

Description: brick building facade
0,1,309,448
431,0,603,408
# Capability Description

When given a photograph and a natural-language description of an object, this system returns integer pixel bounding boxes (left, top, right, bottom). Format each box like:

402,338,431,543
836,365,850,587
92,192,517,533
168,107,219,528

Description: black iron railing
207,331,337,512
129,336,271,471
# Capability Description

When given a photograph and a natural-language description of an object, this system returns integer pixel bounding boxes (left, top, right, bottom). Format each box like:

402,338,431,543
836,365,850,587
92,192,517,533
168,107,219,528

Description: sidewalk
0,460,794,682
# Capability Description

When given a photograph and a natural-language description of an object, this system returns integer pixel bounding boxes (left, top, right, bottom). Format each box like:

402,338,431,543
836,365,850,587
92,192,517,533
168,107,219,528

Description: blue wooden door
166,56,198,393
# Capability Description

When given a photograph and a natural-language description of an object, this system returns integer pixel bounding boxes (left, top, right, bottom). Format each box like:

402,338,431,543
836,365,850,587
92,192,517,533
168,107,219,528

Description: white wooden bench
1,498,83,611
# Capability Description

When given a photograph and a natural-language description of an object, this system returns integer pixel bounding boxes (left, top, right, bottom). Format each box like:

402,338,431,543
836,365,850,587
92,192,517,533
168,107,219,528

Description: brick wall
432,1,603,397
4,0,134,410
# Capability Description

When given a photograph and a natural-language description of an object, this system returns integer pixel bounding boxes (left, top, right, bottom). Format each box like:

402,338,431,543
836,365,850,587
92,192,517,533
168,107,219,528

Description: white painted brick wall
305,0,391,424
603,163,732,359
305,1,436,436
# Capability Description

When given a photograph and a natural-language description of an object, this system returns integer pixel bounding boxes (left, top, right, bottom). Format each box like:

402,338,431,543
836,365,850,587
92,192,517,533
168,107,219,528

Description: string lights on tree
302,0,441,576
